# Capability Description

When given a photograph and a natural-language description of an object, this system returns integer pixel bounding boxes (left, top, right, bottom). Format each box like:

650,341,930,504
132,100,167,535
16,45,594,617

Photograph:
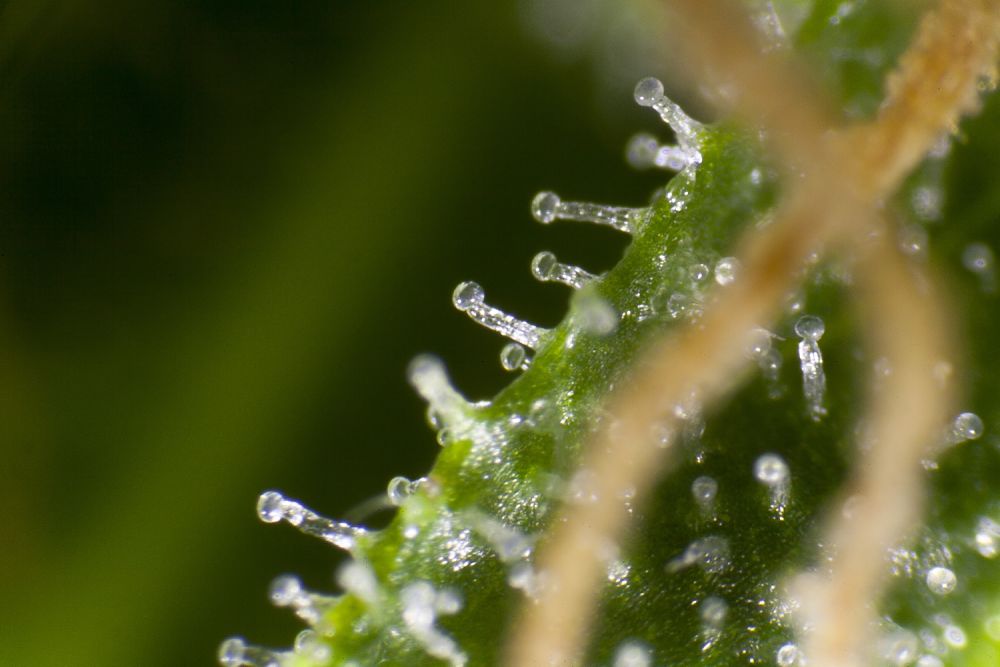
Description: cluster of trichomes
219,2,1000,665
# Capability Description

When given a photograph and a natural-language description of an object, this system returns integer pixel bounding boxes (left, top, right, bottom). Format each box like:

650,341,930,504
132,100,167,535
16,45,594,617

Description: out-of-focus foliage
0,2,655,665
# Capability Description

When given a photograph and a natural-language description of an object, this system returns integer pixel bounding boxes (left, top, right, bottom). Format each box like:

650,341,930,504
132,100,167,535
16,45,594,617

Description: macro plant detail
221,1,1000,666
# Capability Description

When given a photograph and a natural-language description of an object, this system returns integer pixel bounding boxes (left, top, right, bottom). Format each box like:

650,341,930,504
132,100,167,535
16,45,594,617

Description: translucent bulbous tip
691,475,718,503
499,342,527,371
794,314,825,340
256,491,285,523
452,281,484,311
531,191,560,223
626,133,658,167
531,251,557,280
953,411,984,441
269,574,303,607
387,475,414,505
634,77,664,107
926,566,957,595
294,629,331,662
406,354,443,385
218,637,247,666
754,453,789,486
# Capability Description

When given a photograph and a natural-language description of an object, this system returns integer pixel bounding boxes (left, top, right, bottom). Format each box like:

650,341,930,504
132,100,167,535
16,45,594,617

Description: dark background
0,2,682,664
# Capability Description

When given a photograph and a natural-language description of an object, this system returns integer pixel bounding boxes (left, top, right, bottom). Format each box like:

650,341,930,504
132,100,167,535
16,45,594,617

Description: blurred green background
0,1,678,664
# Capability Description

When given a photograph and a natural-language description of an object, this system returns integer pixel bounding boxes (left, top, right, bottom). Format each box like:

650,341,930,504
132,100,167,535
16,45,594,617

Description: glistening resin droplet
575,290,617,336
612,640,652,667
776,643,802,666
500,342,527,371
387,476,415,506
293,630,331,662
632,75,702,153
257,491,285,524
943,624,967,648
452,281,484,311
626,132,693,171
626,133,659,167
962,242,993,273
691,476,718,504
975,516,1000,558
795,314,827,420
407,354,470,429
690,263,710,282
217,637,287,667
633,77,664,106
531,251,557,280
794,315,825,340
754,453,789,486
700,596,728,625
269,575,303,607
255,490,366,552
531,191,560,224
952,411,983,441
925,566,957,595
219,638,247,667
714,257,740,286
529,190,645,233
451,281,548,348
531,250,595,289
337,559,380,604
